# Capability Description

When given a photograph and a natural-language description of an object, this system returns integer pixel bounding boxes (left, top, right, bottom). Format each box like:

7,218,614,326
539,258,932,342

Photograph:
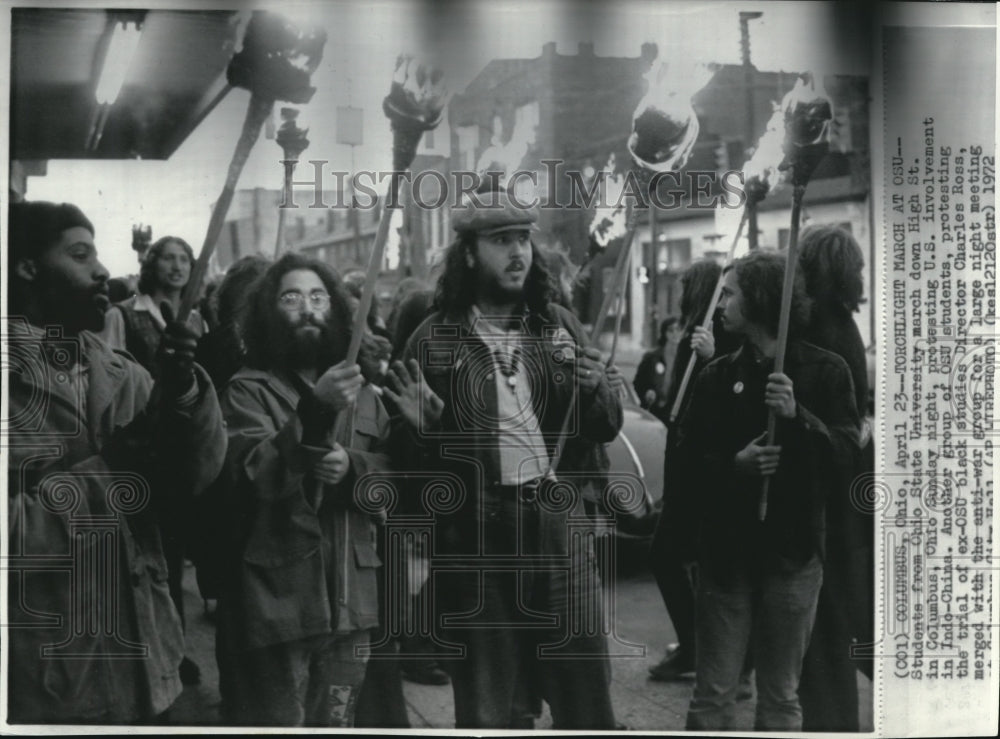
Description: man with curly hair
388,185,623,729
679,250,860,731
216,252,391,727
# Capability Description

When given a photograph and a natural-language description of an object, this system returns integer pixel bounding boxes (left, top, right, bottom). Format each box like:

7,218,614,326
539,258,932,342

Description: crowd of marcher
6,191,872,730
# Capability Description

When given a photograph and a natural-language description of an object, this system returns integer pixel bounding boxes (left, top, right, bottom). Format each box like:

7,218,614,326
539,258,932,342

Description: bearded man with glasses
215,252,391,727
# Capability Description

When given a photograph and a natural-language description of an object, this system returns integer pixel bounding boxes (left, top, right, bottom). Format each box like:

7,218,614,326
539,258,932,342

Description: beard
275,313,332,370
40,280,109,335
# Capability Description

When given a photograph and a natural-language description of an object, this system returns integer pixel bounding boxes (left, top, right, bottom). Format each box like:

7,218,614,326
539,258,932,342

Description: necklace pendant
507,374,517,389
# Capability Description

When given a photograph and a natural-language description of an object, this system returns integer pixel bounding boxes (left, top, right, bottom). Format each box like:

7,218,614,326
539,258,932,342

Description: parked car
596,380,668,567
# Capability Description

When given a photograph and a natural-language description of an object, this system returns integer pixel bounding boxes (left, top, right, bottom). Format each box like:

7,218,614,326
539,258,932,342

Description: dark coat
677,340,860,582
6,322,226,722
220,371,390,650
805,306,869,417
394,302,624,555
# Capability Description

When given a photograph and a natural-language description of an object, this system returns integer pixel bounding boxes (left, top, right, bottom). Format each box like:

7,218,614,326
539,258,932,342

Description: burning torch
176,10,326,324
343,54,448,367
666,103,788,426
547,57,713,476
758,72,833,521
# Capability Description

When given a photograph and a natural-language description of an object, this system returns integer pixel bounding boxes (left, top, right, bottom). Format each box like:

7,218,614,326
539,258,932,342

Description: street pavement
164,558,873,731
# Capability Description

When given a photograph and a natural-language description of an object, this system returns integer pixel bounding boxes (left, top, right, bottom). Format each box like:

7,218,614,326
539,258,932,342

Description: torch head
382,53,449,171
227,11,327,105
627,59,714,174
628,102,699,173
779,73,833,186
276,106,310,159
383,54,449,132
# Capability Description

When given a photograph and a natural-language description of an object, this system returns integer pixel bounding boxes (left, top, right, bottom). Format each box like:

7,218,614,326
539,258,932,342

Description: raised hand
384,359,444,431
158,301,198,395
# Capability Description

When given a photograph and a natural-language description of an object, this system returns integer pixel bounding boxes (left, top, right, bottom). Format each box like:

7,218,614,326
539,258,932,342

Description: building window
457,125,479,171
666,238,691,270
424,129,435,150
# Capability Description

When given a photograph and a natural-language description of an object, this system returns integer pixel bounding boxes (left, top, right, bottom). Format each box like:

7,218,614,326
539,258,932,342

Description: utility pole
740,11,763,249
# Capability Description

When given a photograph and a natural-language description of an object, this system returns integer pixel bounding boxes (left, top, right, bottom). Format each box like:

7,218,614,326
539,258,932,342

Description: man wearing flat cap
386,185,623,729
5,201,226,723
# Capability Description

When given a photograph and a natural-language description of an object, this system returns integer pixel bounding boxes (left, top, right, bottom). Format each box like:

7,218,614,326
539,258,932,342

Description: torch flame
475,110,538,191
385,54,450,128
743,105,787,203
780,72,833,162
627,59,716,173
588,154,628,248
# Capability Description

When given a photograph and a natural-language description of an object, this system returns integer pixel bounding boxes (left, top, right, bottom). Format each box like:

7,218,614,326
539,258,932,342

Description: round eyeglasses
278,290,331,311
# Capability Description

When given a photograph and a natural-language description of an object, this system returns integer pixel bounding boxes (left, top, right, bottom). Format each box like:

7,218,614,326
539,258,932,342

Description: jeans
686,557,823,731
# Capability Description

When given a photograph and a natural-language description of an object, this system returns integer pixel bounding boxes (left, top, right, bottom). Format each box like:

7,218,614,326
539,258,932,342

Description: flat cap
451,186,539,236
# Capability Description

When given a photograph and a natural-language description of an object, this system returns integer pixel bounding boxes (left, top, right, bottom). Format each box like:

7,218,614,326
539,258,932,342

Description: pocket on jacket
353,539,382,568
350,540,381,626
352,415,382,448
241,544,330,648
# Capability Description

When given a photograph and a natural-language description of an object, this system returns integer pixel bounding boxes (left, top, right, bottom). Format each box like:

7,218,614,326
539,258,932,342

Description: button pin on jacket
733,381,744,394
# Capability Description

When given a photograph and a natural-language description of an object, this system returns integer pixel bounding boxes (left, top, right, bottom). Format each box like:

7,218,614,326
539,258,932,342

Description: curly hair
730,250,812,337
434,232,559,317
679,258,723,330
137,236,196,297
798,224,865,313
216,255,272,332
242,252,354,372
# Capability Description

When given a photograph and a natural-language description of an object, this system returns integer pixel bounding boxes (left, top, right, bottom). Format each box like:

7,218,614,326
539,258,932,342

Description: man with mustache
216,253,391,727
388,186,623,729
5,201,226,723
678,251,860,731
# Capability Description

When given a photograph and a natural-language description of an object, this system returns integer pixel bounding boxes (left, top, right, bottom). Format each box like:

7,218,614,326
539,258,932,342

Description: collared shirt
99,293,207,354
469,305,550,485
